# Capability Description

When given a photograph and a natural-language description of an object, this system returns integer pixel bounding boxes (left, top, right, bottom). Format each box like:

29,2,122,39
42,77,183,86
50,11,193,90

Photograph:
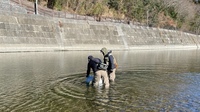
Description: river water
0,50,200,112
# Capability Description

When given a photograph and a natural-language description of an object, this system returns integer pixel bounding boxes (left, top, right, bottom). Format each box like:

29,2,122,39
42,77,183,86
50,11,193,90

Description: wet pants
108,68,116,82
94,70,109,88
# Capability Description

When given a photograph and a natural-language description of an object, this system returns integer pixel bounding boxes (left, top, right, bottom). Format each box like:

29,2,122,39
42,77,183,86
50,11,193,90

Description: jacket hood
88,55,93,60
100,47,108,56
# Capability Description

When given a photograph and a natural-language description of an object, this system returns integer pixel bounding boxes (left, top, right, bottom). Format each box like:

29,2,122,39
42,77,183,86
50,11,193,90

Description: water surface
0,50,200,112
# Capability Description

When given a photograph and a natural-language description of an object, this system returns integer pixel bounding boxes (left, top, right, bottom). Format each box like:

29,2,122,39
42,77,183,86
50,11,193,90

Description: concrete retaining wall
0,0,27,14
0,11,199,52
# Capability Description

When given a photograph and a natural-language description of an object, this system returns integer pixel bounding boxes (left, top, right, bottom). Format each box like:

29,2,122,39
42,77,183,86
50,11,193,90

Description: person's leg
101,70,110,88
94,71,101,87
109,68,116,82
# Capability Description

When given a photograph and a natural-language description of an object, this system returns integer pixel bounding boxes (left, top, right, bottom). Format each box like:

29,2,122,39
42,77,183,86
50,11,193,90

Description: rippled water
0,50,200,112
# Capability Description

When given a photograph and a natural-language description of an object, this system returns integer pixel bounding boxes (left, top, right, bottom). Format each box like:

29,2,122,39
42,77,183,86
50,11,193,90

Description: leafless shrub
162,0,197,20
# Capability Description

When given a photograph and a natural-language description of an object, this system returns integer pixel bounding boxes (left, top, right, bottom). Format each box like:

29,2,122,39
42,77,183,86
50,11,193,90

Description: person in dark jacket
86,55,109,88
100,47,117,82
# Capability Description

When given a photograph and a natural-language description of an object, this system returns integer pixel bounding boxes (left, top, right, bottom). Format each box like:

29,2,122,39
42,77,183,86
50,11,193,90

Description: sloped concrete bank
0,11,199,52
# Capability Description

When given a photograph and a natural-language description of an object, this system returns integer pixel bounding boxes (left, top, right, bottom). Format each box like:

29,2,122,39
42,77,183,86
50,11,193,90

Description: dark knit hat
88,55,93,60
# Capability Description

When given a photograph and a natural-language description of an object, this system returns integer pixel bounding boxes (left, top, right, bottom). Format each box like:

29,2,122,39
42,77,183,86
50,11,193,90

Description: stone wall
0,11,199,52
0,0,27,14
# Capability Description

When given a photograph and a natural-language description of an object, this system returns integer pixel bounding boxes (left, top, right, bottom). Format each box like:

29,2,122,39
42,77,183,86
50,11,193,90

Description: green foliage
108,0,119,10
190,15,200,34
164,7,177,19
54,0,63,11
92,3,104,16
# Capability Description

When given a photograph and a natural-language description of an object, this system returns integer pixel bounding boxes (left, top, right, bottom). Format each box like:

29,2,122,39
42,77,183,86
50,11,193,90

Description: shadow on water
0,50,200,111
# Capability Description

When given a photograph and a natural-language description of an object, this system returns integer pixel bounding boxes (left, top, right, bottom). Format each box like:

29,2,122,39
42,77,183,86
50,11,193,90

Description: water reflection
0,50,200,111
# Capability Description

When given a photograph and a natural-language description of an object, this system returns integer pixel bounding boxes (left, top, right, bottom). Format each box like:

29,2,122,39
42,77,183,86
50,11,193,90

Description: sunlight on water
0,50,200,111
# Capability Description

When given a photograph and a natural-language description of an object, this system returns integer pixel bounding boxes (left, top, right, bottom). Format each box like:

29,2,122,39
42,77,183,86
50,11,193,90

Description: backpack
113,56,118,69
97,63,108,70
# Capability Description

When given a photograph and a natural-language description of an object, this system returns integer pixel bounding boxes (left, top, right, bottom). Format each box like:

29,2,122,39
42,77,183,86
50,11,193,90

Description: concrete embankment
0,11,199,52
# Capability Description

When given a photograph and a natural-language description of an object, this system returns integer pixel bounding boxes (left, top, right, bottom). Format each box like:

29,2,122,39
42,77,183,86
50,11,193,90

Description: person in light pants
100,47,118,82
86,55,109,88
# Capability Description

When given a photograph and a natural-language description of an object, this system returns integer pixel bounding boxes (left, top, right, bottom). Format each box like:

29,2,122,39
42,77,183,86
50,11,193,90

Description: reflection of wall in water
118,50,200,73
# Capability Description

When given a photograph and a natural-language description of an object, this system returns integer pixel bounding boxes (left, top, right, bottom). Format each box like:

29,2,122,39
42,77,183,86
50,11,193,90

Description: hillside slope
11,0,200,35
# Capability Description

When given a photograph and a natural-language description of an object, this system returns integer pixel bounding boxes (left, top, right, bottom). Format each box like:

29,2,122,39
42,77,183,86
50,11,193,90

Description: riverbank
0,11,199,52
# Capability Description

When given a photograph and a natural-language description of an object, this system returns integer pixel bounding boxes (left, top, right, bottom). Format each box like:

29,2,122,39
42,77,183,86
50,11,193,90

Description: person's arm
109,55,114,72
104,56,109,65
86,63,90,77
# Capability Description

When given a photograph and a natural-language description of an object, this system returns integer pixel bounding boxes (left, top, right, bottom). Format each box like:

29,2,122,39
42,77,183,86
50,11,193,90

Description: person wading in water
100,47,118,82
